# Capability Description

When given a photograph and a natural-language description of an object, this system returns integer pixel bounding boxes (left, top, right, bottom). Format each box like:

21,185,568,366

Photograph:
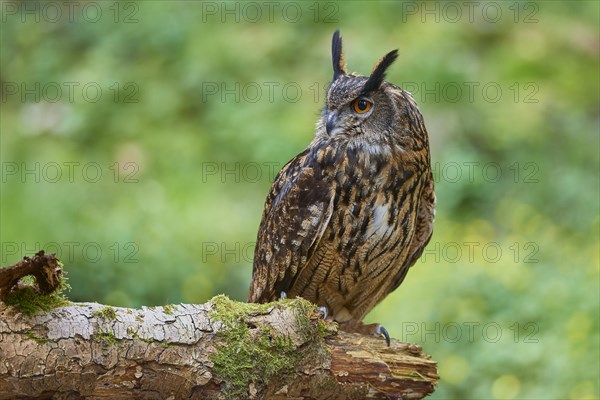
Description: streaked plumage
249,31,435,337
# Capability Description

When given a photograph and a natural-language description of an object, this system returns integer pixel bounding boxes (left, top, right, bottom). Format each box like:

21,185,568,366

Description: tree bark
0,299,438,400
0,254,438,400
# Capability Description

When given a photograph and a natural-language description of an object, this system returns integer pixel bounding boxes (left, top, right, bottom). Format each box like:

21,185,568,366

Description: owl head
318,31,427,153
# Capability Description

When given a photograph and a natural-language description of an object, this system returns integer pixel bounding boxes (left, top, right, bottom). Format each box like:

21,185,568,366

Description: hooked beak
326,112,337,135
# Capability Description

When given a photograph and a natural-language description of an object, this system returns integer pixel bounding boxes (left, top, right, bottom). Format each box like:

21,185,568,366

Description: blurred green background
1,1,598,399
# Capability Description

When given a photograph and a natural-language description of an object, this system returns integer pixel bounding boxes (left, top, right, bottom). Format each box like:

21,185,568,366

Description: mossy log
0,298,438,400
0,254,438,399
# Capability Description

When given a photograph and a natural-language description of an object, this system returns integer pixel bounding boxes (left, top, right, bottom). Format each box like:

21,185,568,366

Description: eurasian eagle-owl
249,31,435,343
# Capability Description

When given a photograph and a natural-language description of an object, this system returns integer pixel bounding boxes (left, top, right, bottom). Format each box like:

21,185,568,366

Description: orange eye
352,98,373,113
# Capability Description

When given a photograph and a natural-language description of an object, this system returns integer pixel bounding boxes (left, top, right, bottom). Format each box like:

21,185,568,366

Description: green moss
26,331,54,344
92,306,117,320
208,295,330,399
93,331,118,346
162,304,178,315
4,270,71,316
124,326,164,345
125,325,152,344
290,297,337,343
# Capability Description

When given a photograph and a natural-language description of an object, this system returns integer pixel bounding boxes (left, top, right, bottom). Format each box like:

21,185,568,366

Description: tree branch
0,251,63,301
0,255,438,400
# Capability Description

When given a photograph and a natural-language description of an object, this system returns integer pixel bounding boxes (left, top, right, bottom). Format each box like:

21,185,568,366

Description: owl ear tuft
362,49,399,94
332,30,347,81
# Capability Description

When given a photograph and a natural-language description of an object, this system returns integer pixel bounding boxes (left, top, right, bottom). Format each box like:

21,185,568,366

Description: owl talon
280,291,287,300
376,325,391,346
317,306,329,320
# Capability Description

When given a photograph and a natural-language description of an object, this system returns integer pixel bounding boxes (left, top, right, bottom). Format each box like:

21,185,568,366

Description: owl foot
339,321,391,346
376,325,391,347
317,306,329,320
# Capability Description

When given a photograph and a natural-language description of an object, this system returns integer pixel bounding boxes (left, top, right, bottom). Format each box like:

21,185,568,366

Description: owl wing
386,172,435,295
248,149,335,303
